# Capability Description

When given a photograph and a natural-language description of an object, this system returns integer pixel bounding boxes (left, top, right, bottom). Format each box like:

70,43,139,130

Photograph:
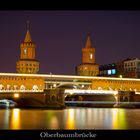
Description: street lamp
119,75,122,78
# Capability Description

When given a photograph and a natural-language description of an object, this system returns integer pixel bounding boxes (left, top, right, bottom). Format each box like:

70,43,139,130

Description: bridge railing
0,89,44,93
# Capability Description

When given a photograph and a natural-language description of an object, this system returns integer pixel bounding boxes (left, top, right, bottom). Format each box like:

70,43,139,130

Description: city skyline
0,11,140,74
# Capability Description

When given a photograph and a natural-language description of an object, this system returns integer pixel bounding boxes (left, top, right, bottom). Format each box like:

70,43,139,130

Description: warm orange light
1,72,140,81
119,75,122,78
14,93,19,98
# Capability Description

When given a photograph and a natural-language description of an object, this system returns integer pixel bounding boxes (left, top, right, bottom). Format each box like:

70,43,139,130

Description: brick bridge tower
76,33,99,76
16,27,39,74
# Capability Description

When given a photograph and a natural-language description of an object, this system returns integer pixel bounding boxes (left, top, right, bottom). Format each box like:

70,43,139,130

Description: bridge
1,72,140,91
0,73,140,108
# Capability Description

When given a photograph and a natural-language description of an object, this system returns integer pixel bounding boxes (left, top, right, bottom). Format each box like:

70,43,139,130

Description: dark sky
0,11,140,75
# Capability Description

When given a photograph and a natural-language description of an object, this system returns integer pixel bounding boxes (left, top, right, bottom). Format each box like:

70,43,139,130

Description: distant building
16,30,39,74
116,59,125,77
124,58,140,78
99,58,140,78
76,33,99,76
99,63,117,77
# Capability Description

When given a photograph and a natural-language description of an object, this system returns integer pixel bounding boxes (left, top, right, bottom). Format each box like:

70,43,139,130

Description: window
111,69,116,74
90,54,93,59
108,70,111,75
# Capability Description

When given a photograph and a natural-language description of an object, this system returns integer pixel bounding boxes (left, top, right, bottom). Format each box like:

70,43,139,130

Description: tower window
90,54,93,59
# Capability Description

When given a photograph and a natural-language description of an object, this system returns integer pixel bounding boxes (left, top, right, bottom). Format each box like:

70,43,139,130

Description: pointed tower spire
24,20,32,42
24,30,32,42
85,33,92,48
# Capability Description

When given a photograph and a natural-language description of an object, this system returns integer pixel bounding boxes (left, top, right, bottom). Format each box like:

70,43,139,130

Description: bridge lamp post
119,75,123,90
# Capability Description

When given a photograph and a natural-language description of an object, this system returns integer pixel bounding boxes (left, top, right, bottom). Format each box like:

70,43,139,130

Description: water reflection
112,109,127,129
0,108,140,129
10,109,20,129
50,116,59,128
4,109,10,129
66,108,75,129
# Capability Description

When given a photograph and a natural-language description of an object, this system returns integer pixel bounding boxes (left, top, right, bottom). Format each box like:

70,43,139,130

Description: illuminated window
24,48,27,55
108,70,111,75
90,54,93,59
111,69,116,74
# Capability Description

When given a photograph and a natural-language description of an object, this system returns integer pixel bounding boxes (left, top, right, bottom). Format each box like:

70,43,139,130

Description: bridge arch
0,84,4,90
6,84,11,90
14,85,19,90
20,85,25,90
55,83,80,89
32,85,39,91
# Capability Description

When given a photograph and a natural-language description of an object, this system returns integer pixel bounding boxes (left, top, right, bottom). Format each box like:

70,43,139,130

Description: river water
0,107,140,129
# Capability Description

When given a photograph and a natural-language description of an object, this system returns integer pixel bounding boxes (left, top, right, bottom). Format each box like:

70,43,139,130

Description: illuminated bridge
0,72,140,92
0,73,140,107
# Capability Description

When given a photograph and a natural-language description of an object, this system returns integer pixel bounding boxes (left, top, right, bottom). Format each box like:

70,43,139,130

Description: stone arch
123,96,129,102
20,85,25,90
55,83,80,89
32,85,38,91
14,85,19,90
0,84,4,90
52,95,56,102
6,84,11,90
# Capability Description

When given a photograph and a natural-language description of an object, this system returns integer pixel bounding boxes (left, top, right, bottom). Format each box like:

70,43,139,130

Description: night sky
0,11,140,75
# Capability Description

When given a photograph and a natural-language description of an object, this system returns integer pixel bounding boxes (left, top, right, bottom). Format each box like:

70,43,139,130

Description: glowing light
90,54,93,59
119,75,122,78
10,109,20,129
24,48,27,54
113,92,118,96
0,73,140,93
50,116,59,128
108,70,111,75
0,89,43,93
136,92,140,94
0,72,140,81
66,109,75,129
81,85,84,88
14,93,19,98
64,89,118,95
112,109,127,129
70,91,74,95
53,84,56,88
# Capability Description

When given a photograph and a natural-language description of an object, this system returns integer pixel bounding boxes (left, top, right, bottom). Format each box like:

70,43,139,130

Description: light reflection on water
65,108,75,129
0,108,140,129
10,109,20,129
112,109,126,129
